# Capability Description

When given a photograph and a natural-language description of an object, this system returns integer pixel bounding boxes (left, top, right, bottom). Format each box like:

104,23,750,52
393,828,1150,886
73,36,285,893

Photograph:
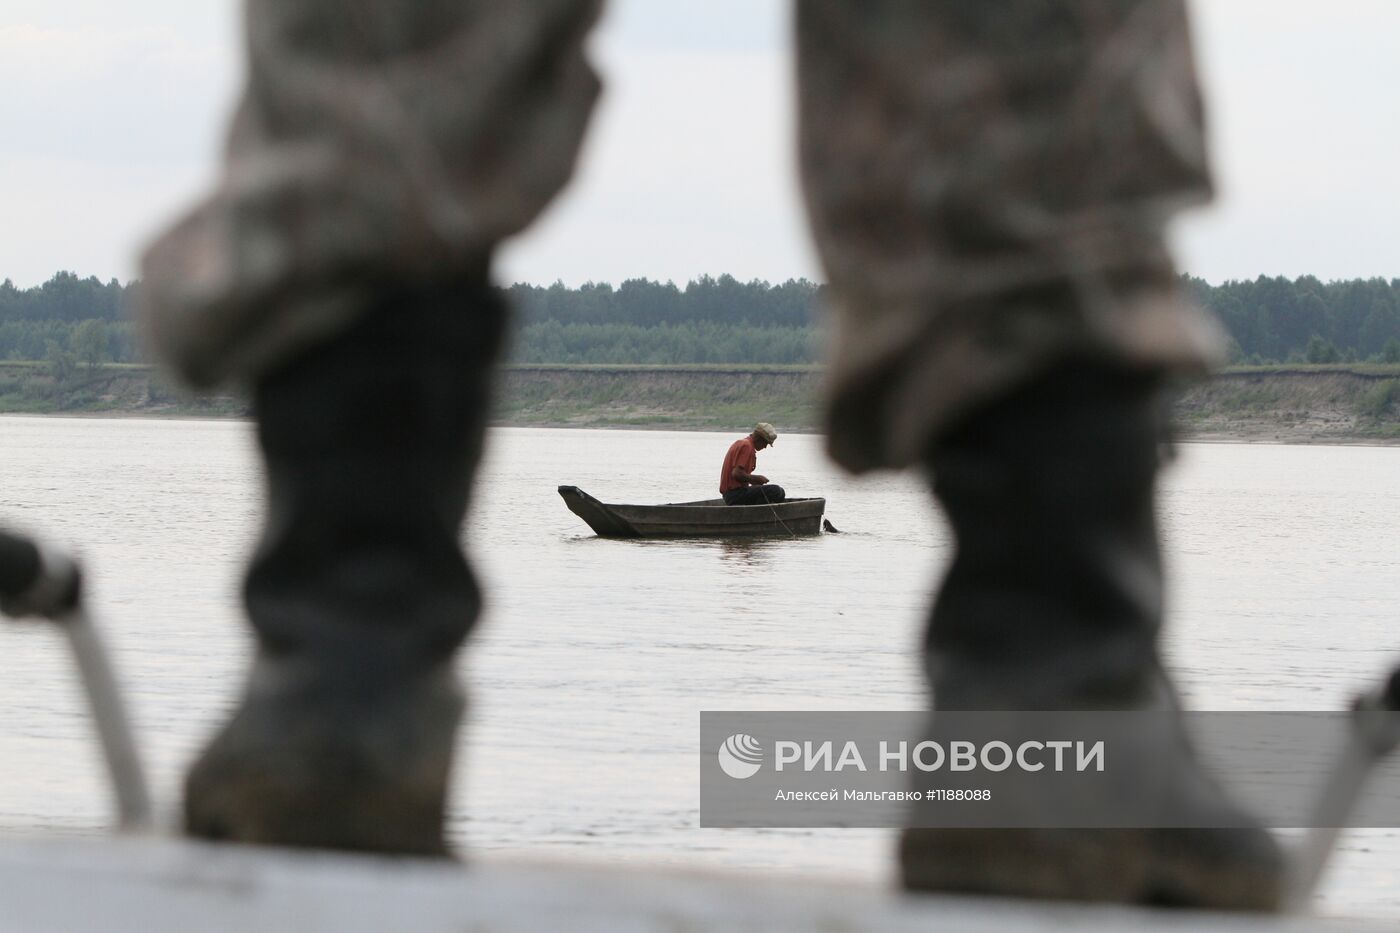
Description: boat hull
558,486,824,538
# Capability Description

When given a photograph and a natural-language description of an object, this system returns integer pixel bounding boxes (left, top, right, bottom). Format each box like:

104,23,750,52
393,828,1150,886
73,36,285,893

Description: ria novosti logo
717,733,764,779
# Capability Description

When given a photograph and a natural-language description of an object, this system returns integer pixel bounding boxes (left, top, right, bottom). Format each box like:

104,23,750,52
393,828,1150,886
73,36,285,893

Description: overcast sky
2,1,1397,289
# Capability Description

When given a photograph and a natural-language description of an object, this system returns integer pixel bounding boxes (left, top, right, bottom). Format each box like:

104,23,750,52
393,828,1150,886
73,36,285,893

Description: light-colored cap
754,422,778,444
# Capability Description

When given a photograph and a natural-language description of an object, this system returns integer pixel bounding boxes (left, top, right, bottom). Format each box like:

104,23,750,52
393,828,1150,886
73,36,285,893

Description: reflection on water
0,418,1398,919
717,539,776,569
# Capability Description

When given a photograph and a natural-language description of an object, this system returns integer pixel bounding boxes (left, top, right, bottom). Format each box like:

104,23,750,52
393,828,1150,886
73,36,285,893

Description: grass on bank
5,359,1400,377
4,360,1400,439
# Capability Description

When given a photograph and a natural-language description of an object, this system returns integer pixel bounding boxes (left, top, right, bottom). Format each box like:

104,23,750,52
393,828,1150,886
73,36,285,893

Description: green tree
71,319,111,370
1304,335,1340,364
45,340,77,386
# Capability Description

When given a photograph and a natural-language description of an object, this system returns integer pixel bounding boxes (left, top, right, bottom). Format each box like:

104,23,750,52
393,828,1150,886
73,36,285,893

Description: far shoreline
4,408,1399,449
5,362,1398,446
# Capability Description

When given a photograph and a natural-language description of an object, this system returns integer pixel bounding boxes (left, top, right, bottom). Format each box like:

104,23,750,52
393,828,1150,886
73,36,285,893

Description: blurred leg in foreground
798,0,1282,909
138,0,602,853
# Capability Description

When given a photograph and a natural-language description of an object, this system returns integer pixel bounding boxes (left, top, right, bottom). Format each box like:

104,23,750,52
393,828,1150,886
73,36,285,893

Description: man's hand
749,474,769,485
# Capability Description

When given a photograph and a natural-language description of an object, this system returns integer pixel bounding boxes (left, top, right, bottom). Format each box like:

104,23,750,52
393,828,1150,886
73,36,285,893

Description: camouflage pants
140,0,1222,471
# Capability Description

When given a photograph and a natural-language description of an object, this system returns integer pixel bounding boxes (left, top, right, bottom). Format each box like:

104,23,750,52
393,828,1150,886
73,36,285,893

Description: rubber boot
184,274,504,855
899,362,1284,910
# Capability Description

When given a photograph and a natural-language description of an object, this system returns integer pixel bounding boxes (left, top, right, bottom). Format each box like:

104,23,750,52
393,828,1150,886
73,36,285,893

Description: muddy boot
899,362,1284,910
184,274,504,855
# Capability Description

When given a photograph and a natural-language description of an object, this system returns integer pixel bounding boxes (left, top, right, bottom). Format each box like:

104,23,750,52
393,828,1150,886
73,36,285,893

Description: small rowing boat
558,485,825,538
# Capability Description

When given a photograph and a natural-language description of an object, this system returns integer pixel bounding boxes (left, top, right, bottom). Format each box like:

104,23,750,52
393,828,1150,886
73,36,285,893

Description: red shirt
720,437,757,494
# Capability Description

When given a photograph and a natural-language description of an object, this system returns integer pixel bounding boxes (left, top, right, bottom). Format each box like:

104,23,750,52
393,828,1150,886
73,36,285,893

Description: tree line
4,271,1399,366
1185,275,1400,363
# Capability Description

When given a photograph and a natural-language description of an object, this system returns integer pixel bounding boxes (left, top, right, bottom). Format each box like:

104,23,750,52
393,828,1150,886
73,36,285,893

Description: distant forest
4,271,1399,367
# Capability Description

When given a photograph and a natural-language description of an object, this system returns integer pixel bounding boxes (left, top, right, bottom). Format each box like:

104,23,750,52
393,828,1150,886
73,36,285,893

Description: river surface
0,417,1397,919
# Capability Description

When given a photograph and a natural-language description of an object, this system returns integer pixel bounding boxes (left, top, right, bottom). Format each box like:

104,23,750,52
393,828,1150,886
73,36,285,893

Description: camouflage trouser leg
797,0,1224,472
139,0,603,389
798,7,1284,908
139,0,605,854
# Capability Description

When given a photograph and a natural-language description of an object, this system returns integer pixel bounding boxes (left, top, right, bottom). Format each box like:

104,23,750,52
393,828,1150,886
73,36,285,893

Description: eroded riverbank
3,362,1399,444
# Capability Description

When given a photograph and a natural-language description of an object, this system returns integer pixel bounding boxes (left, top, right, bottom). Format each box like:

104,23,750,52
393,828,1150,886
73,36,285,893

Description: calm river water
0,417,1397,919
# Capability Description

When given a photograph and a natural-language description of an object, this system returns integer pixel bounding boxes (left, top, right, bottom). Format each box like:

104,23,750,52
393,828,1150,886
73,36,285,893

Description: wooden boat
558,485,825,538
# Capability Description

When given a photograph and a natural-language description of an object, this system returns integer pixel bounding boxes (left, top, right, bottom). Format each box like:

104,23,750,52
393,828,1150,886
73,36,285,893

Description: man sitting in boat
720,423,786,505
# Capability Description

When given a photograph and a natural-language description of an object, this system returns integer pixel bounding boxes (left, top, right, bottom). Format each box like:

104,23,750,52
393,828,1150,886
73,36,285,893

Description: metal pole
1287,668,1400,909
1,531,153,831
57,605,154,830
